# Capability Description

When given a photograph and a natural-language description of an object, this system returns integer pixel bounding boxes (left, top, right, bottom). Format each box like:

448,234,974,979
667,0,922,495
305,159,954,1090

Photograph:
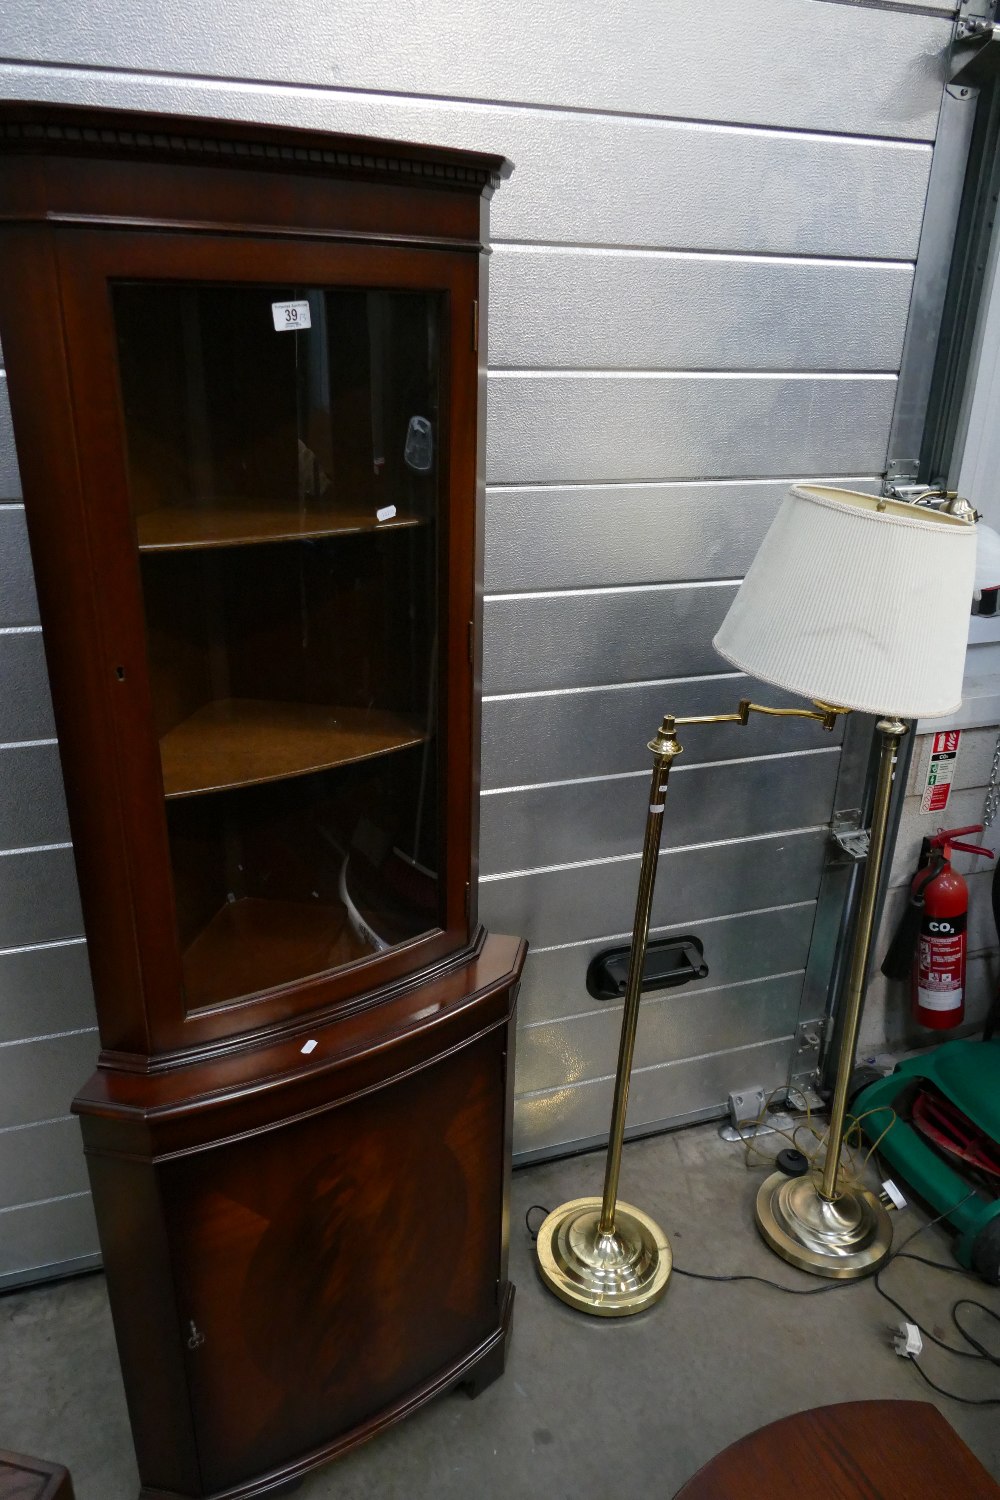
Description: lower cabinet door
162,1030,506,1493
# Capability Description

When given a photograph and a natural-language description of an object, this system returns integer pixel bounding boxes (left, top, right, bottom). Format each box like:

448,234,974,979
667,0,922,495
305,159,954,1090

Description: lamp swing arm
663,697,848,736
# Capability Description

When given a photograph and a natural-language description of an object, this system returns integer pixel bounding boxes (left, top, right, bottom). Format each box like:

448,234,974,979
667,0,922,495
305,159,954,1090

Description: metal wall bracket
718,1086,796,1142
830,809,870,863
727,1086,766,1126
790,1017,827,1091
884,458,919,487
833,829,870,862
958,0,995,26
883,481,938,502
952,0,998,88
956,18,995,40
952,26,1000,85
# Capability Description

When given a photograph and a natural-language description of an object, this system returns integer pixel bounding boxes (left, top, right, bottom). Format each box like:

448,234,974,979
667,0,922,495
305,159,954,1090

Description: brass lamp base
755,1171,892,1280
535,1196,672,1316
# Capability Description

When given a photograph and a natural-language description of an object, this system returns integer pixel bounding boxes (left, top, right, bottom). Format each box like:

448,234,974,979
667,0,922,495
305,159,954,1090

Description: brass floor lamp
536,484,977,1313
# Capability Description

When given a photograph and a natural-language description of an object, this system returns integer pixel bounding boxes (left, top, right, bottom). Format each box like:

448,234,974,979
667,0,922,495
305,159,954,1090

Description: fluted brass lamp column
535,485,976,1311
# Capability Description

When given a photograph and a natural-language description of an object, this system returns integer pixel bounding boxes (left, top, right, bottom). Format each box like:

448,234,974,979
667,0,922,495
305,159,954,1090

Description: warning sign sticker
920,730,961,815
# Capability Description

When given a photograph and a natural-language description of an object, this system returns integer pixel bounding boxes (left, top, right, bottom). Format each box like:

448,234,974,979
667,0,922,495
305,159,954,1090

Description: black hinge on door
468,620,475,664
464,882,471,921
472,299,479,353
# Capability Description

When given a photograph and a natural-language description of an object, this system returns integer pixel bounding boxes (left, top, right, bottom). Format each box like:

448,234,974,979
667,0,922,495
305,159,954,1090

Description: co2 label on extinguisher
916,910,966,1010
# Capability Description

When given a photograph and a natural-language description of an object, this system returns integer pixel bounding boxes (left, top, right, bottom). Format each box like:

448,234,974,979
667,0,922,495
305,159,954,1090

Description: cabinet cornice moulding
0,101,513,192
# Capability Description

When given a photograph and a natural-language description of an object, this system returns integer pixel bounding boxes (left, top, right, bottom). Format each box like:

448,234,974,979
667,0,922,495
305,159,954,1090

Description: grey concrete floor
2,1122,999,1498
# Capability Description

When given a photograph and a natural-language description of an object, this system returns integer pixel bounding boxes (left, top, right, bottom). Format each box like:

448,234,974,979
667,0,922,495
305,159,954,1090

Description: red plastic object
912,1085,1000,1184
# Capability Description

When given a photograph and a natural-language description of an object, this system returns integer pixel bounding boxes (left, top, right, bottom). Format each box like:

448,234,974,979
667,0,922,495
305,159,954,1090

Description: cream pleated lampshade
713,484,977,719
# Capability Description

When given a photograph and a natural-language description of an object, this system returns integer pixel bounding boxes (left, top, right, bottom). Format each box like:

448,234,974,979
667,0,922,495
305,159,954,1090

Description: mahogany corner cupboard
0,103,525,1499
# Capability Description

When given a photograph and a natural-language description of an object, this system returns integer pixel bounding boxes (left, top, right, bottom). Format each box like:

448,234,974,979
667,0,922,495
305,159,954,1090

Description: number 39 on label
271,300,312,332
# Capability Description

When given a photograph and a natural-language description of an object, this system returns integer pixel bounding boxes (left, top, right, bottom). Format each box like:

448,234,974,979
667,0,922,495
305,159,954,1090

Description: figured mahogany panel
161,1029,505,1492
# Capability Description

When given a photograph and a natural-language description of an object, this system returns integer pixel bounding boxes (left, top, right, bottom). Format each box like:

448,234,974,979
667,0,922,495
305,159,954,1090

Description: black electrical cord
524,1205,550,1241
523,1192,1000,1404
671,1265,848,1296
870,1249,1000,1404
905,1353,1000,1407
895,1250,969,1273
953,1300,1000,1364
874,1259,985,1360
645,1204,972,1298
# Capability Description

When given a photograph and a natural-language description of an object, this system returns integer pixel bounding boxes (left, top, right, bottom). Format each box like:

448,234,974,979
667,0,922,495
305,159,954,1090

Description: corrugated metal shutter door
0,0,955,1275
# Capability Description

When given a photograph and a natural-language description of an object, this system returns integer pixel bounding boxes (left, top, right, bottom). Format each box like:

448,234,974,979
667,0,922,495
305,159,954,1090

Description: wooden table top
673,1399,999,1499
0,1450,74,1500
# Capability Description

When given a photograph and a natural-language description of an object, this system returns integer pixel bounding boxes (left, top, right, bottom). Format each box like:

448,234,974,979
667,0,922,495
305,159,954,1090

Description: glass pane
113,281,443,1012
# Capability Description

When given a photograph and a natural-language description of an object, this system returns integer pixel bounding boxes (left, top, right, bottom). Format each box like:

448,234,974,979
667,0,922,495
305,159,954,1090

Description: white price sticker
376,505,397,523
300,1038,318,1055
271,300,312,332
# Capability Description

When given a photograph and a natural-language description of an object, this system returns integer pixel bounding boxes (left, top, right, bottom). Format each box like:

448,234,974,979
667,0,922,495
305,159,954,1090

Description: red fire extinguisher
912,825,994,1029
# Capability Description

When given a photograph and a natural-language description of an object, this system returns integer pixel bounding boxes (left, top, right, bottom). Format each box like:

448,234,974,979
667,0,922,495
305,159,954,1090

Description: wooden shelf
181,897,371,1009
161,698,426,798
136,502,426,552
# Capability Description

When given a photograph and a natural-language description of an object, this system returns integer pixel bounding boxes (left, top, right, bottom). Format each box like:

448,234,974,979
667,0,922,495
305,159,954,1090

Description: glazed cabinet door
46,232,481,1057
160,1030,507,1493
